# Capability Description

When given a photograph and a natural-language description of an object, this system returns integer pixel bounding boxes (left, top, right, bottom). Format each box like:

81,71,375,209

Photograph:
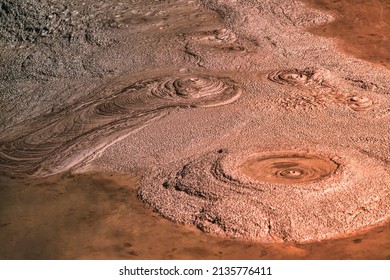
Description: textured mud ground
1,0,390,258
1,173,390,260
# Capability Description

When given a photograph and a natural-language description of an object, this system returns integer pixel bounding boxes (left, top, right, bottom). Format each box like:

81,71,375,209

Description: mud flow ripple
0,72,241,176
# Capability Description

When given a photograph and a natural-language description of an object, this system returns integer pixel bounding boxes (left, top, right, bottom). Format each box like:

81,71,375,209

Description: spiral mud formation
346,96,374,112
269,68,378,113
0,72,241,176
139,147,390,243
267,69,322,86
240,153,339,184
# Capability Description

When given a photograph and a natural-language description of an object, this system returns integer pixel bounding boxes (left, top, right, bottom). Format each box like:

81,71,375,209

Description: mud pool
1,0,390,259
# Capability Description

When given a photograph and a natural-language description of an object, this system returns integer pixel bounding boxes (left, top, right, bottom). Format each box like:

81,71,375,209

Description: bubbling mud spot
139,147,390,243
268,69,316,86
346,96,374,112
0,72,241,176
279,92,376,113
269,69,377,113
240,153,339,184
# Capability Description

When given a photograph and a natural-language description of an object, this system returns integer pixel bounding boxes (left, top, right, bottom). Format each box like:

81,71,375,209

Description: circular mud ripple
152,74,241,107
267,68,332,88
346,96,374,112
139,148,390,243
0,72,241,176
268,69,314,85
240,153,339,184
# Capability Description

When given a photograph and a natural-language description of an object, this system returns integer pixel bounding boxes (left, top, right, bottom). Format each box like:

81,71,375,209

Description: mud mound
186,27,249,58
139,147,390,243
240,153,339,184
153,74,241,107
268,68,378,113
267,68,327,87
0,71,241,176
346,96,374,112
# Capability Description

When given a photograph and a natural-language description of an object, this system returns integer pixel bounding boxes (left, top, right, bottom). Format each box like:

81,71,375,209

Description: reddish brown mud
1,173,390,260
304,0,390,69
1,0,390,259
240,152,339,184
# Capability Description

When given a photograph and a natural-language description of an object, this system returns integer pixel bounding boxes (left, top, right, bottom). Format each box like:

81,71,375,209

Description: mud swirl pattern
268,68,381,113
346,96,374,112
0,71,241,176
240,153,339,184
267,69,322,86
139,147,390,243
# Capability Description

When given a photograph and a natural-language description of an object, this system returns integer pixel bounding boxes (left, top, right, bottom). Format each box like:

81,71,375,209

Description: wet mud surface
1,0,390,259
1,173,390,260
304,0,390,69
240,152,339,184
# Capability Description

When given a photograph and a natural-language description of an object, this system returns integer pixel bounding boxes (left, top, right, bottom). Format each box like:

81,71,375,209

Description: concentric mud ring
239,152,339,184
0,71,241,176
139,147,390,243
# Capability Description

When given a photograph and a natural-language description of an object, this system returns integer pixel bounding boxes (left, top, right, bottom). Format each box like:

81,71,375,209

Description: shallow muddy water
0,173,389,260
303,0,390,69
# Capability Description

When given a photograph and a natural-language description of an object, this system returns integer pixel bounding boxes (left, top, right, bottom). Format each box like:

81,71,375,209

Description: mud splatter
279,93,330,111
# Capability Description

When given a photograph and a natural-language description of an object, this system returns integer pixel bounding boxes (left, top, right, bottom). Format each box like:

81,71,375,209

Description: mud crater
240,153,339,184
139,146,390,243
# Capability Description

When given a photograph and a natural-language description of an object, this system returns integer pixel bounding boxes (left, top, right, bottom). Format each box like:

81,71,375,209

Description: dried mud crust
0,70,241,177
139,147,390,243
0,0,124,44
